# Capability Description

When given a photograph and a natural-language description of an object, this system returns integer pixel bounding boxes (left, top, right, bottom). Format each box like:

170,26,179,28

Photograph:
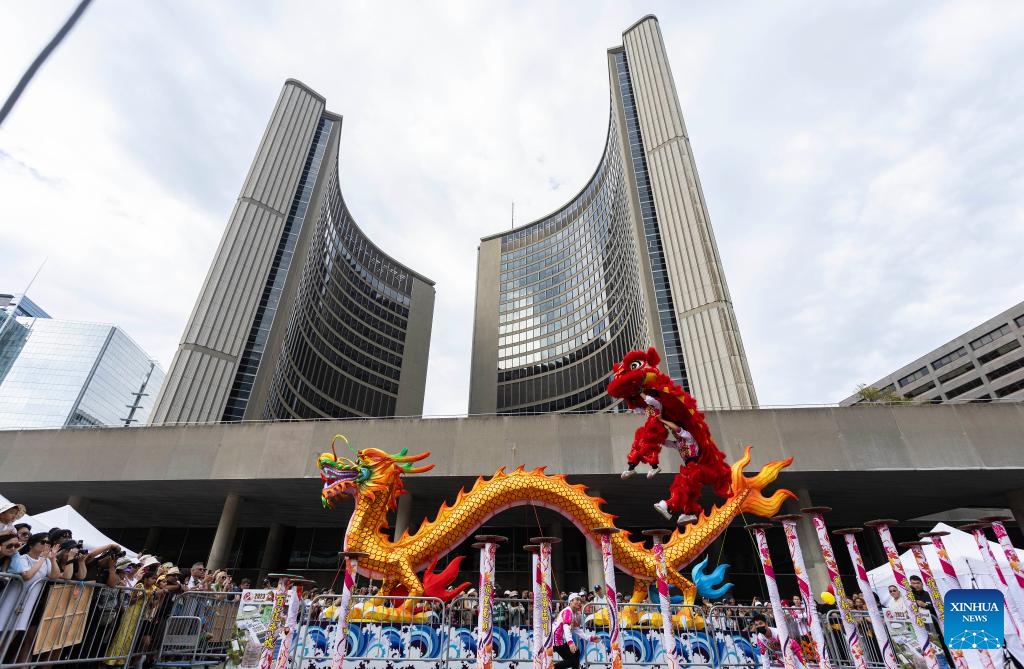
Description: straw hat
0,500,26,521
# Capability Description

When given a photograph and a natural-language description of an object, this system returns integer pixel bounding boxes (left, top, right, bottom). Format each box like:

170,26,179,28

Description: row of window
615,50,688,387
224,118,333,421
970,323,1013,350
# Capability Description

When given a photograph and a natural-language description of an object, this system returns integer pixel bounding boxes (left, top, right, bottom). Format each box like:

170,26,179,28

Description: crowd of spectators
0,500,258,667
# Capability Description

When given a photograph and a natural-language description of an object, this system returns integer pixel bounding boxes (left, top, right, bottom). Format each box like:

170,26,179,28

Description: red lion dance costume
606,347,731,525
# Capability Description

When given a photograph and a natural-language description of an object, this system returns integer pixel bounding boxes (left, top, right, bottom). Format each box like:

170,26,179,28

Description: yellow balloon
820,591,836,605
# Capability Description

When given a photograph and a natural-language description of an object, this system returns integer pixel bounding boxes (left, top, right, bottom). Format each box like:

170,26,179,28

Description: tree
854,384,907,404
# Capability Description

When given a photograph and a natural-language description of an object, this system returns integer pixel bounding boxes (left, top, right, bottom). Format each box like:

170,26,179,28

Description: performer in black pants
552,593,599,669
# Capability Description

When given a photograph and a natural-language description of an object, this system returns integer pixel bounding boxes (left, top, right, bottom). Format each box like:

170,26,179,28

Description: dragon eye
629,361,643,370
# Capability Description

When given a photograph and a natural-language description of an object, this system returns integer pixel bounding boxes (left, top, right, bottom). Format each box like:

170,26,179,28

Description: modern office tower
469,16,757,415
0,293,50,319
841,300,1024,405
150,80,434,424
0,316,164,429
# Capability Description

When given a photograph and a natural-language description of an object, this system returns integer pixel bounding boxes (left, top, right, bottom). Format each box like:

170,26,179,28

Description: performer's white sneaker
653,500,672,520
676,514,698,526
621,467,637,479
646,466,662,478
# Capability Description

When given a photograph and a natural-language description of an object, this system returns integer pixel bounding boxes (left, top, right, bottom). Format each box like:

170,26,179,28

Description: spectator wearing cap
0,500,27,535
552,593,598,669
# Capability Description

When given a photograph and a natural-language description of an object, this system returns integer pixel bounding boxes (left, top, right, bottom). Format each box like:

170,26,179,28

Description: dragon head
318,438,434,510
607,347,663,402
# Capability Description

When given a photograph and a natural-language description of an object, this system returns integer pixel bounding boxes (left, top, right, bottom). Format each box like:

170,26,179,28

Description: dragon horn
394,450,431,463
330,434,354,460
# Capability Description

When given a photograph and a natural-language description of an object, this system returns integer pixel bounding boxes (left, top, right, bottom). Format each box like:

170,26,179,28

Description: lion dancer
607,348,732,526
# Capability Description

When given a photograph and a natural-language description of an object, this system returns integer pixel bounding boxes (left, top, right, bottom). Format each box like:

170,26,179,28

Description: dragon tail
733,446,796,516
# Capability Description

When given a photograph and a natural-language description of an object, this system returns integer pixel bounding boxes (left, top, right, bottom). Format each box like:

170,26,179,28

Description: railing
0,574,917,669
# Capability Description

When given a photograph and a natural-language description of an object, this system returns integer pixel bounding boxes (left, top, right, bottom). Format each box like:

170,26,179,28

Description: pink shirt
552,606,575,646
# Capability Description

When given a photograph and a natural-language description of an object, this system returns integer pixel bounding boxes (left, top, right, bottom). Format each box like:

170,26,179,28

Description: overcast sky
2,1,1023,416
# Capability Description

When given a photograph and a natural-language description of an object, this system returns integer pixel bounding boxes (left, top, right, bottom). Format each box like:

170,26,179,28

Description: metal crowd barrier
292,594,448,667
0,576,147,668
582,600,713,667
0,573,907,669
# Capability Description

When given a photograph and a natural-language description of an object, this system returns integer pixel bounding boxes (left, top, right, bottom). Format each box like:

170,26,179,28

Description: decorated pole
961,522,1024,641
802,507,867,669
594,527,623,669
475,535,508,669
919,532,997,669
901,541,969,669
525,545,543,669
864,520,940,669
531,536,561,669
747,523,798,669
260,573,296,669
331,552,367,669
833,528,897,669
979,517,1024,600
775,514,831,669
643,529,678,669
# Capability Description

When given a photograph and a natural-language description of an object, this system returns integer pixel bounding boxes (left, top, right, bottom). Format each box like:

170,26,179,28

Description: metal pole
864,520,940,669
331,552,366,669
747,523,798,669
531,535,561,669
644,529,678,669
803,507,867,669
594,527,623,669
474,535,507,669
525,544,543,669
776,514,832,669
833,528,898,669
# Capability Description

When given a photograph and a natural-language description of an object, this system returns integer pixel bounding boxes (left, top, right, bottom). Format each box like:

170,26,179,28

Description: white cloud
1,0,1023,417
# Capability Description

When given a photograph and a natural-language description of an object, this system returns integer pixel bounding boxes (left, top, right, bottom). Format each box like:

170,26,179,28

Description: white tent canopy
30,505,139,559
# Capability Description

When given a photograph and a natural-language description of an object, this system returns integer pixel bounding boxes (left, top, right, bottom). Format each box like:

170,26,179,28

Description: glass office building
150,80,434,425
470,16,758,415
490,120,650,413
0,317,165,429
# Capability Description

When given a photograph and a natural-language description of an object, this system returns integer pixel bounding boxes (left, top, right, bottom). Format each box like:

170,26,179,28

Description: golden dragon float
318,441,794,626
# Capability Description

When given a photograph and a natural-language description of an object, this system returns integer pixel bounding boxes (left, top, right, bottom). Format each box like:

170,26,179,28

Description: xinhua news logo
944,589,1004,650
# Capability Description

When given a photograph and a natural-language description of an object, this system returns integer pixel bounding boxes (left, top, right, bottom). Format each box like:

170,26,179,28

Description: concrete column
67,495,90,514
547,522,565,597
143,527,162,555
791,489,830,595
393,493,413,541
207,493,241,571
258,523,286,581
1007,489,1024,529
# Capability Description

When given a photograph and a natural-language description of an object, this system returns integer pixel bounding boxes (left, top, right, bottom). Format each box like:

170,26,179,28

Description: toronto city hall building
150,81,435,424
469,16,757,415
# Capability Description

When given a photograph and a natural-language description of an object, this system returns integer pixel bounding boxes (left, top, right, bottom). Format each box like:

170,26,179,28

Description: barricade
292,594,446,668
444,596,532,665
0,577,147,668
165,590,241,666
823,610,889,669
706,604,776,668
583,600,713,667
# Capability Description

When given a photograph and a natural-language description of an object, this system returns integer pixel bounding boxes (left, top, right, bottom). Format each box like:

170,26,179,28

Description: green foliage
854,384,909,404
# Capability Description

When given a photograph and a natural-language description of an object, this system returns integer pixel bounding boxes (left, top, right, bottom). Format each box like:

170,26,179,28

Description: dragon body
319,443,793,623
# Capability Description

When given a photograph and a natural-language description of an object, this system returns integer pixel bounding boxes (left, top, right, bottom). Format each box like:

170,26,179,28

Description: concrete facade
470,16,756,416
1,405,1021,591
841,300,1024,404
151,80,435,424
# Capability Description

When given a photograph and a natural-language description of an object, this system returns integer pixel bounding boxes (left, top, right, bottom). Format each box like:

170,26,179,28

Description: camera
94,546,126,563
